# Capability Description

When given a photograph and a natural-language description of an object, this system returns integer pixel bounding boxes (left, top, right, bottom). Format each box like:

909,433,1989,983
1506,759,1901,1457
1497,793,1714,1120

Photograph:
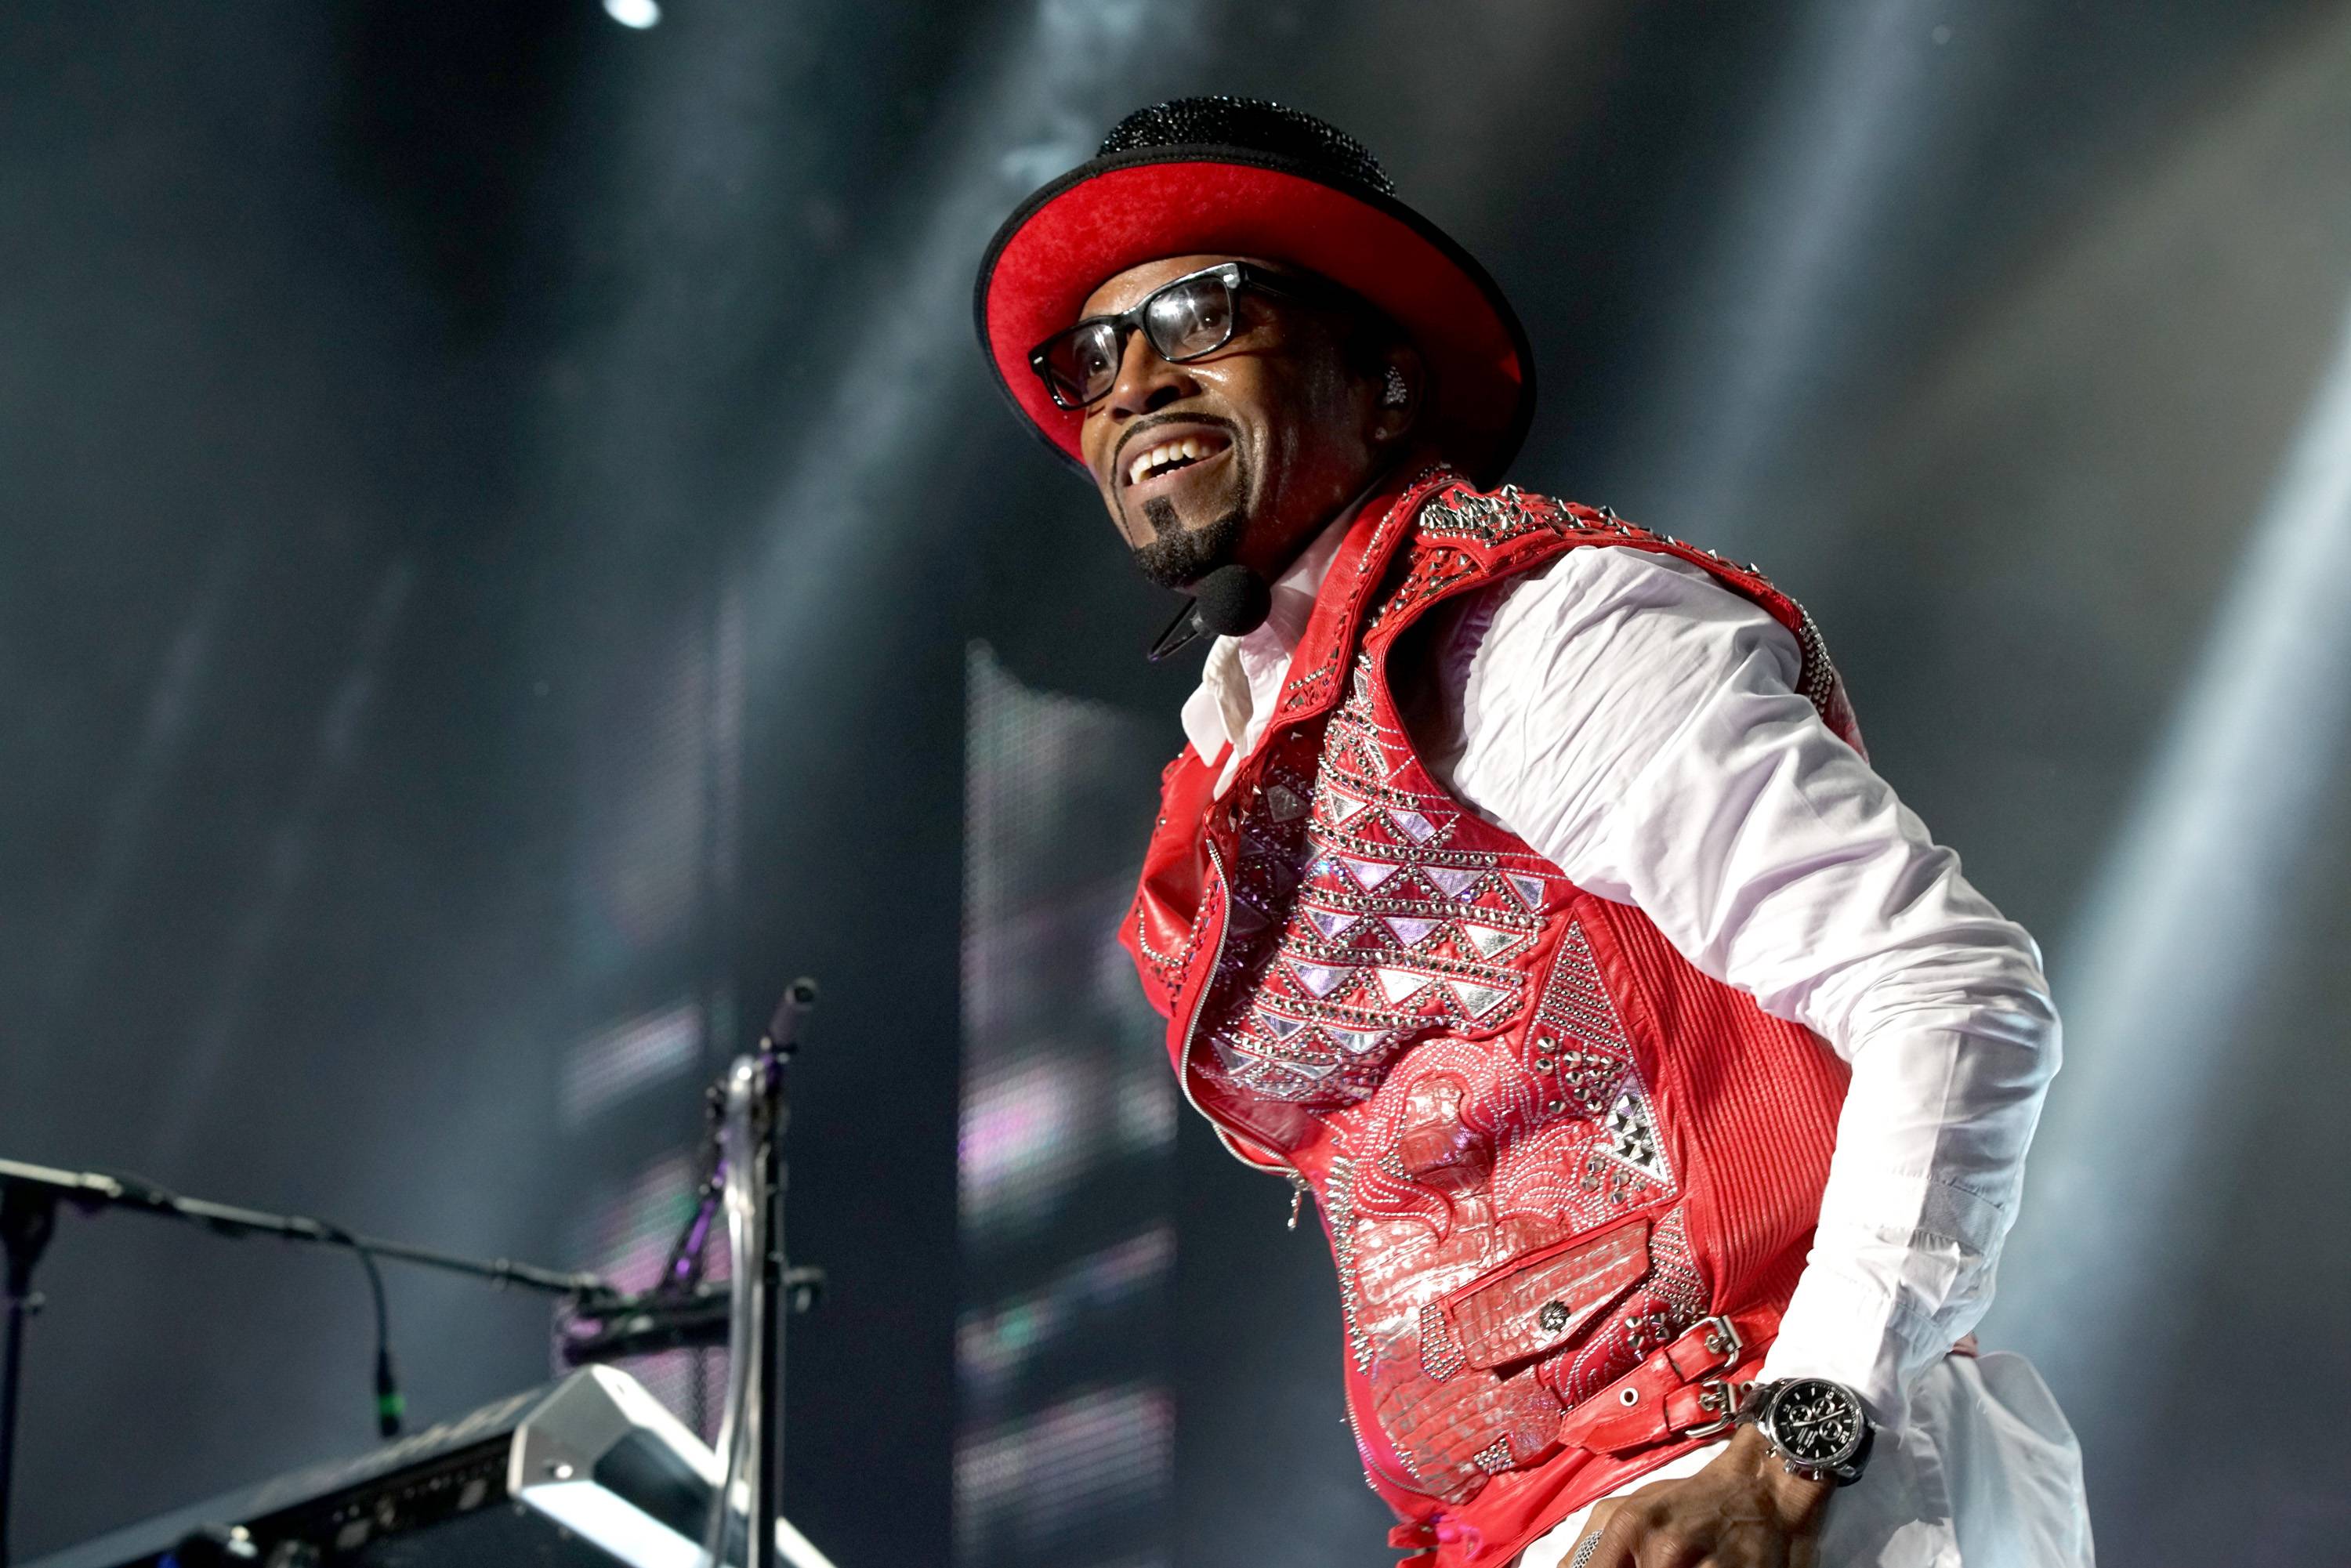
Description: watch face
1768,1379,1864,1468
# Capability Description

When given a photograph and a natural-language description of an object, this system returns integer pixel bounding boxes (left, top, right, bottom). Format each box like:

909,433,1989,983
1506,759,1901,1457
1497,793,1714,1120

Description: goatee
1129,498,1247,590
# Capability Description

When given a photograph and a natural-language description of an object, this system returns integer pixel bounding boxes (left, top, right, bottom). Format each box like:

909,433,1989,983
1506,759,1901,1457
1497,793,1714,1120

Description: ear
1368,343,1425,446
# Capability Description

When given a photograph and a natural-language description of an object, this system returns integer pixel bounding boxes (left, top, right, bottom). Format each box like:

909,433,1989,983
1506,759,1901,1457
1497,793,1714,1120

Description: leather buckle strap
1664,1314,1742,1380
1556,1309,1774,1457
1672,1316,1748,1439
1680,1377,1747,1439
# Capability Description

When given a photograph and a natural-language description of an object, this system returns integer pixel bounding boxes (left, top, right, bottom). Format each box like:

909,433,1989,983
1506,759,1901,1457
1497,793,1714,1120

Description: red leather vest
1119,466,1865,1564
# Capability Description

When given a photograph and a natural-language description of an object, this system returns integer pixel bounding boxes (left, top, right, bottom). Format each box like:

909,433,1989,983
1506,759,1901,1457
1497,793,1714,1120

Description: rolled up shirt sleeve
1421,545,2060,1432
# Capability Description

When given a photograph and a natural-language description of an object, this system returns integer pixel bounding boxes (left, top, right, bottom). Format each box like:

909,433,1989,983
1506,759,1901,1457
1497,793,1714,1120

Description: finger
1706,1527,1785,1568
1579,1505,1649,1568
1633,1524,1708,1568
1690,1539,1776,1568
1587,1481,1706,1568
1560,1501,1622,1568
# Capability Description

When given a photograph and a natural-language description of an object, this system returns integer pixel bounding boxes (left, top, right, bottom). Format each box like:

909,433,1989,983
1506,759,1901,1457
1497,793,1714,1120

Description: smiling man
976,100,2091,1567
1074,253,1411,593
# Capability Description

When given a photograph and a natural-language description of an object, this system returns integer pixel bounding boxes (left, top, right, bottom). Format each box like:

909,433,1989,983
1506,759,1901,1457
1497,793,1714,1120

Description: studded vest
1120,466,1867,1563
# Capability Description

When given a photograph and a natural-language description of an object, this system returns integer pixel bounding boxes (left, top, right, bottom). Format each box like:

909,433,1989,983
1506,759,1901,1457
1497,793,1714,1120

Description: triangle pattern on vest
1327,1027,1391,1056
1449,979,1514,1019
1325,790,1371,825
1385,807,1440,843
1291,961,1354,999
1340,856,1404,891
1603,1078,1672,1182
1505,873,1548,911
1375,967,1438,1005
1263,784,1309,822
1458,922,1527,961
1255,1009,1310,1040
1306,907,1361,942
1229,1041,1337,1080
1383,915,1440,947
1422,866,1481,900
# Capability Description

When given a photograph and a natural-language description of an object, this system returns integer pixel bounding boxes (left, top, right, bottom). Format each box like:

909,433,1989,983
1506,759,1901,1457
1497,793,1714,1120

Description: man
975,99,2090,1566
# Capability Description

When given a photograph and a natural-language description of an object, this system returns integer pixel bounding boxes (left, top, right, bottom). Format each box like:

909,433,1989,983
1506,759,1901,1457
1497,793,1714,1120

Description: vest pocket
1425,1216,1652,1375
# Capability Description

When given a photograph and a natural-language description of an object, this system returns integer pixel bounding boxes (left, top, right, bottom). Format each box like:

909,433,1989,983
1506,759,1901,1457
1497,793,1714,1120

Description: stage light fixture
604,0,661,30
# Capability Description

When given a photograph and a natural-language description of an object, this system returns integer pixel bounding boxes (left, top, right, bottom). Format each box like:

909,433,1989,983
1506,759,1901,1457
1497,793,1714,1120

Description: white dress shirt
1182,511,2090,1563
1185,517,2088,1561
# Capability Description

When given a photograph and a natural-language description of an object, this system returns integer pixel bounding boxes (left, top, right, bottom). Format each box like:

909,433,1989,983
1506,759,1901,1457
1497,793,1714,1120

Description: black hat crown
1097,96,1395,197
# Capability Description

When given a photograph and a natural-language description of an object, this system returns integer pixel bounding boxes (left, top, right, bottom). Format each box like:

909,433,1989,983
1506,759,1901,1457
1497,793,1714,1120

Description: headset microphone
1147,563,1273,662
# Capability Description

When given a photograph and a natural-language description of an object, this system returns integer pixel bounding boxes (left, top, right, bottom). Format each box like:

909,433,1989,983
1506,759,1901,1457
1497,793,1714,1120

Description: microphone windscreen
1192,564,1272,637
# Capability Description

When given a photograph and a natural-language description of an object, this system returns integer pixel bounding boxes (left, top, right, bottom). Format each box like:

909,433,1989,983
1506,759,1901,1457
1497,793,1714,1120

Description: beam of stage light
736,0,1218,715
153,557,418,1166
1635,0,1996,551
1991,283,2351,1441
38,529,245,1049
560,998,706,1128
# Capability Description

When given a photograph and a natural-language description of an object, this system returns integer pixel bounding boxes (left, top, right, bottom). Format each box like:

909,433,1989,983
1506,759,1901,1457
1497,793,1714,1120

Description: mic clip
1145,564,1273,663
1147,597,1208,663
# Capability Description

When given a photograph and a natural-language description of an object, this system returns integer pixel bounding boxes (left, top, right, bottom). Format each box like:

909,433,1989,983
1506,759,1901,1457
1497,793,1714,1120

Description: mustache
1110,410,1239,477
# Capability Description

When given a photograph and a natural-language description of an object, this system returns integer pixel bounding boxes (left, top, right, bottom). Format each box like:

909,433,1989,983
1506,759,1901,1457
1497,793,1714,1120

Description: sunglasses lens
1033,271,1241,409
1146,274,1235,361
1041,321,1121,408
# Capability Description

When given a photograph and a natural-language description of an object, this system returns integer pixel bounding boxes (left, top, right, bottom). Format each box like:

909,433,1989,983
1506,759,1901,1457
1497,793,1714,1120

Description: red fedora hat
975,97,1534,486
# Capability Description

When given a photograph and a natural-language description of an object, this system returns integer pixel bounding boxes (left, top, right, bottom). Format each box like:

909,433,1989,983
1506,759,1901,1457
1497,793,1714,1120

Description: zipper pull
1286,1170,1310,1230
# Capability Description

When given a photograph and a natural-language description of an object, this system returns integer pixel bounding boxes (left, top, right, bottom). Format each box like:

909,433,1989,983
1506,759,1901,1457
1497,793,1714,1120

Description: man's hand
1575,1426,1835,1567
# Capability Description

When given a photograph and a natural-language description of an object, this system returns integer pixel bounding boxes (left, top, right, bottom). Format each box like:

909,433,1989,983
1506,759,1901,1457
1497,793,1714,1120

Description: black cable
108,1173,401,1442
317,1225,402,1439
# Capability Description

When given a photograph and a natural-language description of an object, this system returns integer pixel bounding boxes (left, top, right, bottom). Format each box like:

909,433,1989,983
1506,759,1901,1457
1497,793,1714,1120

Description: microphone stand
0,1156,618,1568
550,984,826,1568
702,980,816,1568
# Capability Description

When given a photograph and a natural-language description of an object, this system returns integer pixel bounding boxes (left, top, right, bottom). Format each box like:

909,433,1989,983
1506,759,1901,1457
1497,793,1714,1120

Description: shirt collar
1178,500,1362,763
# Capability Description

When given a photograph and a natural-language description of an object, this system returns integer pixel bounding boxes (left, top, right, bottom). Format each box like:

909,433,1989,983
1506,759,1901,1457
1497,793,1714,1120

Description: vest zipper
1339,1380,1425,1500
1196,832,1432,1500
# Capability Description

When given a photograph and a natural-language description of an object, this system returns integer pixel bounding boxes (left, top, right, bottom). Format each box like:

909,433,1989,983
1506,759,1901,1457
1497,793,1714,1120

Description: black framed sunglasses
1027,261,1348,412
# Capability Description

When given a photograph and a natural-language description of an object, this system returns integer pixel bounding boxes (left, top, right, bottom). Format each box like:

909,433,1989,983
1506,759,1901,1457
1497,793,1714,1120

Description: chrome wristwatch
1737,1377,1876,1487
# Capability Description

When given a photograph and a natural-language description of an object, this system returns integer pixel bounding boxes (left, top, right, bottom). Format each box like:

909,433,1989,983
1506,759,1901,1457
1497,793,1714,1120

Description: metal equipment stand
0,983,828,1568
551,980,828,1568
1,1179,60,1568
0,1155,619,1568
706,980,817,1568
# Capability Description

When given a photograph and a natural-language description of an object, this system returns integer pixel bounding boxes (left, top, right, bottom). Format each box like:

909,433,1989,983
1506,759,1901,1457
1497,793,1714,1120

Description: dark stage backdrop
4,2,2349,1565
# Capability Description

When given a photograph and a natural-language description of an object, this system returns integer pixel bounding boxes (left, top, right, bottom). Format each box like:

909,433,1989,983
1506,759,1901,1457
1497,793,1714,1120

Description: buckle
1662,1313,1749,1384
1683,1377,1748,1439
